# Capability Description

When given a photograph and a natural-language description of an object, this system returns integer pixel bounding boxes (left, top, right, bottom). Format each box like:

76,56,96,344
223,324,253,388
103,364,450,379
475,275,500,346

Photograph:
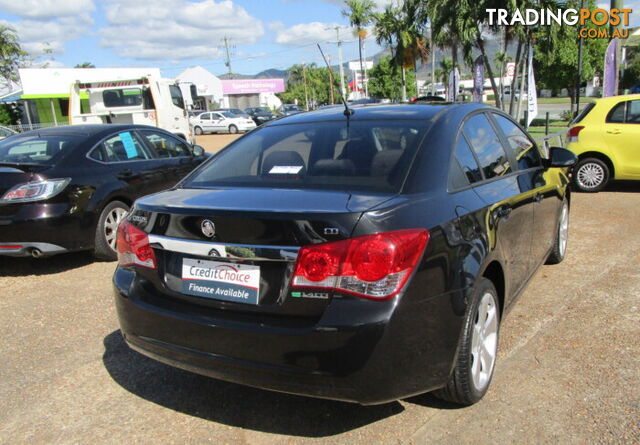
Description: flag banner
448,67,460,101
603,38,618,97
527,46,538,126
473,56,484,103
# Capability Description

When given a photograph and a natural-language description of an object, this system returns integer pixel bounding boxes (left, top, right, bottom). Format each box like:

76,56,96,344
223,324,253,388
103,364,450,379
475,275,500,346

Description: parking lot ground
195,134,241,154
1,184,639,444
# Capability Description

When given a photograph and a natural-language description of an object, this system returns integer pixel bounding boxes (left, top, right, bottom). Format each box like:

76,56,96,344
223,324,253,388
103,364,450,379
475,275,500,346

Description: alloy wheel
470,292,499,392
104,207,128,250
576,162,605,190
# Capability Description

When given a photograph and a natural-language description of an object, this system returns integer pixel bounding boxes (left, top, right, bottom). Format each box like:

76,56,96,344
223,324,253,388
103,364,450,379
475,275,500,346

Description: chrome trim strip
148,234,300,262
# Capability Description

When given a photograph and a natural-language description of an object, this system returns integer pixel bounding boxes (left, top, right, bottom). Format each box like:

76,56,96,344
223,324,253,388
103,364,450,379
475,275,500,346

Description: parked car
278,104,303,116
244,107,276,125
191,111,256,135
215,108,251,118
0,124,208,260
567,94,640,192
0,126,17,140
113,104,575,406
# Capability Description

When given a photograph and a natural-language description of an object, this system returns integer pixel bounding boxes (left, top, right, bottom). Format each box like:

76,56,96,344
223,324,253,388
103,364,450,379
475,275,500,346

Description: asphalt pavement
0,183,638,444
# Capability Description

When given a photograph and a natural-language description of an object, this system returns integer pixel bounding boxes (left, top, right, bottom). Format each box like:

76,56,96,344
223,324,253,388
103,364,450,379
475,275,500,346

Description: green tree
622,48,640,89
368,56,416,101
342,0,375,95
278,63,340,109
0,104,20,125
373,0,429,101
0,25,27,86
534,1,607,109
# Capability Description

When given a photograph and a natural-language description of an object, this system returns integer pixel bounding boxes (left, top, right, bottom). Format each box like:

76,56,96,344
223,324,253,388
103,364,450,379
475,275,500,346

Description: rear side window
451,135,483,188
494,114,542,170
184,120,427,193
607,102,626,123
140,130,191,158
90,131,151,162
463,114,512,179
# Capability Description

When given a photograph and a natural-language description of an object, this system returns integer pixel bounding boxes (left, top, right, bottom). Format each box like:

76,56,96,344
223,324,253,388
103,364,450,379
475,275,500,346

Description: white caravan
69,76,193,142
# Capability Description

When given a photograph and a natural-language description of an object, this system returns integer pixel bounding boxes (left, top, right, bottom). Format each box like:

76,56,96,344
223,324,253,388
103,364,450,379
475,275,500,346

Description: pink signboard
222,78,285,95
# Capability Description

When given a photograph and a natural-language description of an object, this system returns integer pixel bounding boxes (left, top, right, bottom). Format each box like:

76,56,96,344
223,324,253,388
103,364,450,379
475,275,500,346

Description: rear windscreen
0,134,82,165
184,120,428,193
571,102,595,124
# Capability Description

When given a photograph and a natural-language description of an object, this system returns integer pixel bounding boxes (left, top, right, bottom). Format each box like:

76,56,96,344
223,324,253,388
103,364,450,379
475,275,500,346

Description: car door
461,113,536,301
602,100,640,176
197,113,213,133
491,113,559,267
137,129,201,186
210,112,227,133
87,130,168,198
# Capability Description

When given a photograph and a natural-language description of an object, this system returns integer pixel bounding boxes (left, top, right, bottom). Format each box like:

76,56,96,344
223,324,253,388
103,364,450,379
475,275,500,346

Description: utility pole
333,26,347,99
327,54,335,104
302,63,309,111
222,36,234,79
430,27,436,95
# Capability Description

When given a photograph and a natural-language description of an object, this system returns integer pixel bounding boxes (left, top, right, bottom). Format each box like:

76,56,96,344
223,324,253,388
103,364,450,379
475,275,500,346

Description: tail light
567,126,584,143
291,229,429,300
116,219,156,269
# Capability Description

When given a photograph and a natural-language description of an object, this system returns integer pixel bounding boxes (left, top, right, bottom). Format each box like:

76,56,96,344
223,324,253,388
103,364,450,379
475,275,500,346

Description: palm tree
374,1,429,101
342,0,375,96
0,25,26,87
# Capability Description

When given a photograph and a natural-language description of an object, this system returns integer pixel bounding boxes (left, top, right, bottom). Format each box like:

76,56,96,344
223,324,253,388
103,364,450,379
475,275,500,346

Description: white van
69,76,193,142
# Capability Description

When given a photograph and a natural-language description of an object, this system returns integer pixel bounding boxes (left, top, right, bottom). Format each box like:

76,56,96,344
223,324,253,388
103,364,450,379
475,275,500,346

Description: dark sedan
113,104,576,406
0,124,207,259
244,107,276,125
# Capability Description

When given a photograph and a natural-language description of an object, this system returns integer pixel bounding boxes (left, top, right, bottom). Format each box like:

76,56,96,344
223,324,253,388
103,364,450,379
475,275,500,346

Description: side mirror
547,146,577,168
192,145,205,157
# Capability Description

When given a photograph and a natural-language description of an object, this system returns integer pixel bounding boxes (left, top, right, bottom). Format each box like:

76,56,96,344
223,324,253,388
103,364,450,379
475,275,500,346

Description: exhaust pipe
31,248,43,258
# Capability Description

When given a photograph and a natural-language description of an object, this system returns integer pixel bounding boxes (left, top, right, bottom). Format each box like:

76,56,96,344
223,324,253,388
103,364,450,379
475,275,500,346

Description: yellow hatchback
566,94,640,192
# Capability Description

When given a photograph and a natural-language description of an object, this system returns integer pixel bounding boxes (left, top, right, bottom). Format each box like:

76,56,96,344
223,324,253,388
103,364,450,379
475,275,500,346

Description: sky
0,0,639,79
0,0,394,78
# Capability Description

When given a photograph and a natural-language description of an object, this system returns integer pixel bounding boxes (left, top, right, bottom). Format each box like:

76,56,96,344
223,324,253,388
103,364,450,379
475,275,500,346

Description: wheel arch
481,260,505,317
577,151,615,178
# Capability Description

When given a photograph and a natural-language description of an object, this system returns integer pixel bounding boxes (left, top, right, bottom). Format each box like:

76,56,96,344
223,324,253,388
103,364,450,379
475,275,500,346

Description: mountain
218,68,288,80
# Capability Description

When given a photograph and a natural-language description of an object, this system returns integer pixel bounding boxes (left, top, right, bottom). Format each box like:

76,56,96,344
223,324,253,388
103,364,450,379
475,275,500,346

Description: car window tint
494,114,542,170
185,120,427,193
140,130,191,158
94,131,151,162
453,135,483,186
607,102,626,123
463,114,512,179
626,100,640,123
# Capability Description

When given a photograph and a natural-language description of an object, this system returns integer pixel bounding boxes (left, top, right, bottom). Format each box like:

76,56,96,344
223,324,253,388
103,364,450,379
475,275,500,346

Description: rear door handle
606,129,621,134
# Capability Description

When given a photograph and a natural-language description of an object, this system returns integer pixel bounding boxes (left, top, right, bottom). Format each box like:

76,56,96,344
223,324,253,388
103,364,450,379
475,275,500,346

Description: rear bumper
113,267,465,405
0,202,93,256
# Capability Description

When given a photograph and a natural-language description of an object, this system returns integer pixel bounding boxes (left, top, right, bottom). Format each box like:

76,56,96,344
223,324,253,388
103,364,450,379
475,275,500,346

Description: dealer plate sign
181,258,260,304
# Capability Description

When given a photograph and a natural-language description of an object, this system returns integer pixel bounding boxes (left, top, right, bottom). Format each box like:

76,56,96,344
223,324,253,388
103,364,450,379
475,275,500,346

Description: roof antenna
317,43,353,117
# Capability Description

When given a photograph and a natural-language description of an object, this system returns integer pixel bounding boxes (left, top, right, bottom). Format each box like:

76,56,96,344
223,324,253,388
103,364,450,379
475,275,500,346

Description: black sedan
113,104,576,405
244,107,276,125
0,124,207,260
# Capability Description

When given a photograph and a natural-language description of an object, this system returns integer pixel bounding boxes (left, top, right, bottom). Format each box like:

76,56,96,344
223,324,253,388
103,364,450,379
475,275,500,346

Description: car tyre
433,278,500,406
94,200,130,261
573,157,609,192
194,126,203,135
546,199,569,265
228,124,238,134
